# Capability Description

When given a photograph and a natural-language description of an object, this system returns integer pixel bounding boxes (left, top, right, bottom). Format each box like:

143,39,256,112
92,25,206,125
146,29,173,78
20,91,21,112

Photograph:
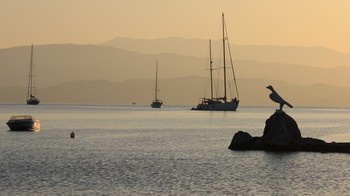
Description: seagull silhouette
266,85,293,111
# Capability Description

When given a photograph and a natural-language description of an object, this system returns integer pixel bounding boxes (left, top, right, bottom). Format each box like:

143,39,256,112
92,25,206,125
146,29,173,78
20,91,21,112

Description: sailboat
151,60,163,108
26,44,40,105
192,13,239,111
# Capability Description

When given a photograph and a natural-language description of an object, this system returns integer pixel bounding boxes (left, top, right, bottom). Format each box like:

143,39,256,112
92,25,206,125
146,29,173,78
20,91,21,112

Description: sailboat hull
192,100,239,111
27,99,40,105
151,100,163,108
26,97,40,105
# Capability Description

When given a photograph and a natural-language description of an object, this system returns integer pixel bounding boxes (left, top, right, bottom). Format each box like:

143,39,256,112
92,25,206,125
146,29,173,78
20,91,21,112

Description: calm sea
0,104,350,195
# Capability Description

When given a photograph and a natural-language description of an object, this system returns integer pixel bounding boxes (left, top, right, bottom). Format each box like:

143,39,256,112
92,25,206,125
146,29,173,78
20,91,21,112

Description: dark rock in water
262,111,301,146
229,111,350,153
229,131,254,149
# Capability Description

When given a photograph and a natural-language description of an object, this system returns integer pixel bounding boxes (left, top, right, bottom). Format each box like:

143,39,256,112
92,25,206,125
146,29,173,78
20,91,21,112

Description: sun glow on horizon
1,0,350,52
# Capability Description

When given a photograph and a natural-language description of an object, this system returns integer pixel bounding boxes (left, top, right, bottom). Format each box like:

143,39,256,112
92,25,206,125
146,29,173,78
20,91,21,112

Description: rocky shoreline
229,111,350,153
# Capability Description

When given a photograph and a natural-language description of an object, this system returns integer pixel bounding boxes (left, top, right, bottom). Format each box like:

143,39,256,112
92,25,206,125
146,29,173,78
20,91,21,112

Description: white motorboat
6,115,40,131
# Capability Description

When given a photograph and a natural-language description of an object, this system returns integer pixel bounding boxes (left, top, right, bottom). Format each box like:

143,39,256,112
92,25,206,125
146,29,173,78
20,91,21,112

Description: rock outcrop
263,111,301,146
228,131,254,150
229,111,350,153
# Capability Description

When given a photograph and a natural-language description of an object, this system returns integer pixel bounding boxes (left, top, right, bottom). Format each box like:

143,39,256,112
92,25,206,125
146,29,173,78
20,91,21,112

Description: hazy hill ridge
102,37,350,68
2,37,350,106
2,77,350,108
1,41,350,88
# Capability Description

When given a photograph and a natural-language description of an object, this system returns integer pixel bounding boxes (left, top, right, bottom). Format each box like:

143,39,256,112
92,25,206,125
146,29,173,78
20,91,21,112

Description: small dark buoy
70,131,75,138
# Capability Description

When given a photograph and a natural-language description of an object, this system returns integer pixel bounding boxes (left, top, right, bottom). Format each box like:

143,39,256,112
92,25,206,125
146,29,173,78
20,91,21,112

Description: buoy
70,131,75,138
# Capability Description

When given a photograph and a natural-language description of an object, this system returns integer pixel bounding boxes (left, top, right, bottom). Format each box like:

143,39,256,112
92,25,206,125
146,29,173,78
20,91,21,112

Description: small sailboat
26,44,40,105
151,60,163,108
192,13,239,111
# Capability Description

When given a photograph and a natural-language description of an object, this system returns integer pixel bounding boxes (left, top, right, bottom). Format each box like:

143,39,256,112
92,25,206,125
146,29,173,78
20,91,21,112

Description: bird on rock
266,85,293,111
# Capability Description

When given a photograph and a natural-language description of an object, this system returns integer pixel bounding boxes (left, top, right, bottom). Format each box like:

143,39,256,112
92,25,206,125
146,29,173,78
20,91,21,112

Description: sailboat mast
154,60,158,100
27,44,34,99
222,13,227,102
209,39,214,100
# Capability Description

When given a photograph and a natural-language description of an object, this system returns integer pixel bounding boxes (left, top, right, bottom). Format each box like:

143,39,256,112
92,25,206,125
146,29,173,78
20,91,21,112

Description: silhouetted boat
151,60,163,108
6,115,40,131
192,13,239,111
26,44,40,105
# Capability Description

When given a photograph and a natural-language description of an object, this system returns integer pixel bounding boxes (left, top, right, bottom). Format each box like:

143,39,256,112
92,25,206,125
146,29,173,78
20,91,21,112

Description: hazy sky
2,0,350,52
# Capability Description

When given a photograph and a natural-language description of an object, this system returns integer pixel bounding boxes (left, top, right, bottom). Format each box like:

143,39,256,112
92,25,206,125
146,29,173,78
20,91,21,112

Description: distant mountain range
102,37,350,68
0,44,203,88
2,77,350,108
1,37,350,107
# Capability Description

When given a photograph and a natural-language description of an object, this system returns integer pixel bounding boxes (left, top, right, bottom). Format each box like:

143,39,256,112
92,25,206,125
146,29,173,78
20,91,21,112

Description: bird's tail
286,102,293,108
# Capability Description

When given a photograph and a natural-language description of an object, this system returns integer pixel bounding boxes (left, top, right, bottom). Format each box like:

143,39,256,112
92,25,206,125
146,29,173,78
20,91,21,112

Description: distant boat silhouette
192,13,239,111
26,44,40,105
151,60,163,108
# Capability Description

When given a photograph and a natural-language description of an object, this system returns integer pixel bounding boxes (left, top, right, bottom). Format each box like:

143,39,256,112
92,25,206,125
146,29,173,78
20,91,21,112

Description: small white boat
6,115,40,131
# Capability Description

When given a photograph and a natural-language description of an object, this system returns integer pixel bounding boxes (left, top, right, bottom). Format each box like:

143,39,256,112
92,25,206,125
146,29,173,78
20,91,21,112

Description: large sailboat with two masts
151,60,163,108
192,13,239,111
26,44,40,105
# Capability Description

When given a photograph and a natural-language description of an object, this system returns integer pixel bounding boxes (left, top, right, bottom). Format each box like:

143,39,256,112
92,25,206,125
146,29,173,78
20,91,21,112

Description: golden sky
2,0,350,52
